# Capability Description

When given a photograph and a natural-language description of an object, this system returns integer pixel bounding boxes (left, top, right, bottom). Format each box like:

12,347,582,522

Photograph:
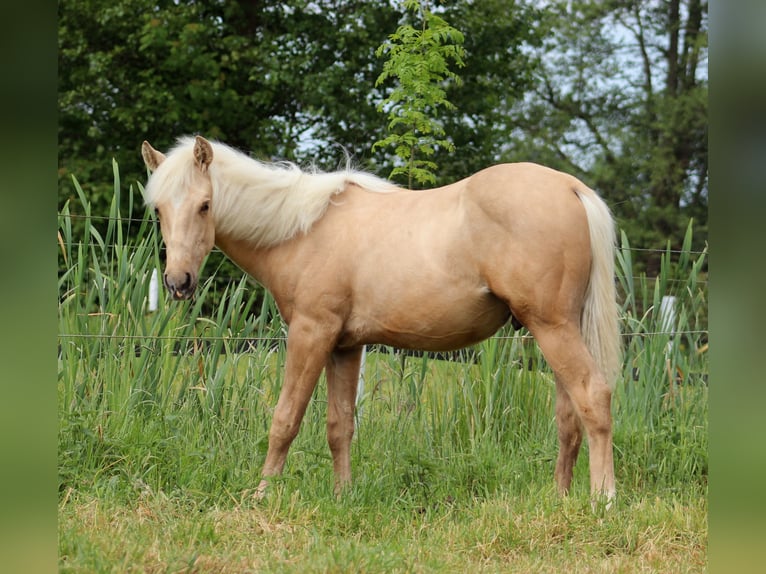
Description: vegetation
373,0,465,188
58,1,708,568
58,0,706,268
505,0,709,268
58,166,707,571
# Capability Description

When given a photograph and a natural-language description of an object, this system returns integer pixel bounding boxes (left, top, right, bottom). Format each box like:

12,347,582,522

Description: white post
355,345,367,433
659,295,677,335
659,295,677,385
149,268,159,312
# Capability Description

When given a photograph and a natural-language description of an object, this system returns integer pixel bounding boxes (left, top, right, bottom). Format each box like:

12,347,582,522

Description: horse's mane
144,137,400,247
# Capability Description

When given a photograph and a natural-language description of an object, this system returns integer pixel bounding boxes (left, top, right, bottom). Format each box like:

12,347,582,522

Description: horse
141,135,622,504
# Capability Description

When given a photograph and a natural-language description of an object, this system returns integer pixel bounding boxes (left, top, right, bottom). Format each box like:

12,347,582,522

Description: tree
58,0,399,218
61,0,705,273
430,0,545,183
59,1,545,208
501,0,708,268
373,0,465,188
58,0,404,299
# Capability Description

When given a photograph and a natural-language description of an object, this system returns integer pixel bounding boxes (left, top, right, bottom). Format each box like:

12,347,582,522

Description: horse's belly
340,288,510,352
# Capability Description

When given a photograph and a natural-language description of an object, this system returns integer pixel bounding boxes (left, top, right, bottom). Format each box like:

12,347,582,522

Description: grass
59,487,706,573
58,166,708,572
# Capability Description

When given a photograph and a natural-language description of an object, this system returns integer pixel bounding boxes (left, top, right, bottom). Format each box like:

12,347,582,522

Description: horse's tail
575,189,622,390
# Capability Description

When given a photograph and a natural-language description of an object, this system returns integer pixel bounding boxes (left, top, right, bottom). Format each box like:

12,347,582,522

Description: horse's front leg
256,317,335,498
325,347,364,496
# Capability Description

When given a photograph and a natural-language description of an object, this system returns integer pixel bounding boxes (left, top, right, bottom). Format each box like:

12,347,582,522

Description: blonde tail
576,190,623,389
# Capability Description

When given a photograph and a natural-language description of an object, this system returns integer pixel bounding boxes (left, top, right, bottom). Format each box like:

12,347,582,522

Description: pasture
58,170,707,572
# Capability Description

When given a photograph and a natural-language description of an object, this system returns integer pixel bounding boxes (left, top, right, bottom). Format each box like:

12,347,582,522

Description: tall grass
612,223,708,493
58,164,707,513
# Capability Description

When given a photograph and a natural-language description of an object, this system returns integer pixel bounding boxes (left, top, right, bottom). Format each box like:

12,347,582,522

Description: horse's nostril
164,272,193,296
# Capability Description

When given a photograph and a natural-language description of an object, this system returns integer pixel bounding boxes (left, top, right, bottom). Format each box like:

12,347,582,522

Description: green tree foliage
59,0,402,301
59,0,706,272
373,0,465,188
429,0,544,183
58,0,399,217
59,0,540,209
502,0,708,268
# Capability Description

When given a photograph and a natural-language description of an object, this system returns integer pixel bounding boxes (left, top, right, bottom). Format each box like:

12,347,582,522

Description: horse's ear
141,141,165,172
193,136,214,172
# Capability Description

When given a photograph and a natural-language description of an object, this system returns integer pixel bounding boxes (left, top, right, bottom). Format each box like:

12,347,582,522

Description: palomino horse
142,135,622,503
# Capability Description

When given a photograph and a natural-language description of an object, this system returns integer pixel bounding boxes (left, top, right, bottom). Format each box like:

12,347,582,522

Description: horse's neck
215,231,301,322
214,233,282,290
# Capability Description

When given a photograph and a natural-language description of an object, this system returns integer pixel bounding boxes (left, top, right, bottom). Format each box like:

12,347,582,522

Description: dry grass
59,487,706,573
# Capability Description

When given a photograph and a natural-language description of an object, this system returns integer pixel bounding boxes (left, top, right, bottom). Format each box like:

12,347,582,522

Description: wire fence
57,221,709,290
57,214,709,347
56,330,709,343
57,212,710,255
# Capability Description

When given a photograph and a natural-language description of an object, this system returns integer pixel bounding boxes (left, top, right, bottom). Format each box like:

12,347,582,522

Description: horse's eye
200,202,210,214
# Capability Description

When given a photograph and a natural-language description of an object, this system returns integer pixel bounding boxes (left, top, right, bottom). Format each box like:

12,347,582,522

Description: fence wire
57,212,710,255
58,213,708,346
57,330,708,344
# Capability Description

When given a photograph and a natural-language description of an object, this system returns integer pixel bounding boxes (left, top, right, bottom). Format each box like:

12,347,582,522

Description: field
58,174,707,572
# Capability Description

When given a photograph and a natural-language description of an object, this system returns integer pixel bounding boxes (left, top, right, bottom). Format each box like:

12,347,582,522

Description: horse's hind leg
325,347,364,495
528,321,615,502
553,379,584,494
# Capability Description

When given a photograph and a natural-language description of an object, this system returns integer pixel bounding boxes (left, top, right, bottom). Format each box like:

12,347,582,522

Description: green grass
58,167,707,572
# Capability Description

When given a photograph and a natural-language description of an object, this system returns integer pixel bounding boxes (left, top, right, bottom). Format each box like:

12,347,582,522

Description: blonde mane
144,137,400,247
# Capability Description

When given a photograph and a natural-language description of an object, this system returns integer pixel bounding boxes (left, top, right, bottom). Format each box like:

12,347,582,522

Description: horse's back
447,162,591,265
316,163,594,349
462,162,588,217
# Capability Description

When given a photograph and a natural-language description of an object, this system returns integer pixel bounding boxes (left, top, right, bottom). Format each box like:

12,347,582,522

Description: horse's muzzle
164,271,196,300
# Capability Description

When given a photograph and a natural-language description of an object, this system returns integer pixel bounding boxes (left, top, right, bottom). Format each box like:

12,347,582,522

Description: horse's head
142,136,216,300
